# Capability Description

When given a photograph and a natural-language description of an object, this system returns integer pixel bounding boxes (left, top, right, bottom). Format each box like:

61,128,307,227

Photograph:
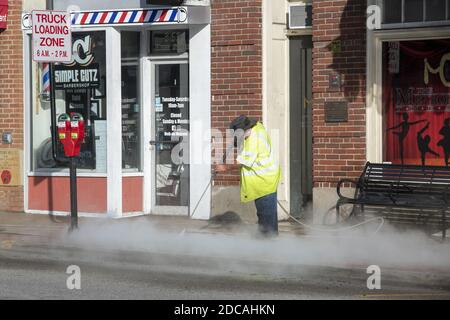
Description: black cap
229,115,257,131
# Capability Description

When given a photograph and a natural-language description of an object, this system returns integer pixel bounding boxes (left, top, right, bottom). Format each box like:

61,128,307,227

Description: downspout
46,0,53,10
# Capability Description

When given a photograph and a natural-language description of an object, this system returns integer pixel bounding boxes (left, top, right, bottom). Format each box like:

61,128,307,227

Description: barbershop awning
70,6,210,27
0,0,8,29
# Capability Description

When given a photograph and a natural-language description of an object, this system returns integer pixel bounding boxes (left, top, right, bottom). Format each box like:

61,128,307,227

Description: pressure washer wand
189,140,385,235
190,143,235,218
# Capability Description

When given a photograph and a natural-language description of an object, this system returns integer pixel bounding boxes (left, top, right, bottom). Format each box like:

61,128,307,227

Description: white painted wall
106,28,123,218
263,0,290,219
23,0,47,172
189,23,211,220
23,0,46,11
262,0,312,219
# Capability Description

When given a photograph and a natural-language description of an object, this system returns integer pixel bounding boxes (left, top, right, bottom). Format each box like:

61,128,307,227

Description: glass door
150,61,189,215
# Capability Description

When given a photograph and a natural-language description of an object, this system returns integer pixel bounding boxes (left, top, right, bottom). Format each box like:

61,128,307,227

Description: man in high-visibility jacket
215,115,281,236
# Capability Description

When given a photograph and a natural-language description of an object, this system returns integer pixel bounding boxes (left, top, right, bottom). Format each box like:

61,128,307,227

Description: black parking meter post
69,157,78,232
50,64,77,232
49,63,58,162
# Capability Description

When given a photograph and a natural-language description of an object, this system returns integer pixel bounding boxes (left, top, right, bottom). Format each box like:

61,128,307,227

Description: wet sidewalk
0,211,307,248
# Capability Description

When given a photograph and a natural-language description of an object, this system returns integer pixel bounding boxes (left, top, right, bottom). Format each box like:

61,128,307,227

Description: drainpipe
46,0,53,10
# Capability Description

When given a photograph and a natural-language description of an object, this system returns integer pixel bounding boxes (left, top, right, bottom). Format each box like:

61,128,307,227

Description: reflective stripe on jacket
236,122,281,202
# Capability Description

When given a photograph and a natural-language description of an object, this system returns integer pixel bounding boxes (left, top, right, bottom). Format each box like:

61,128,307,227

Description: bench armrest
337,179,361,201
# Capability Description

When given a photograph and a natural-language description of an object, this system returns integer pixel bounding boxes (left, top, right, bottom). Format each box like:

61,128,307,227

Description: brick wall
0,0,24,211
312,0,367,188
210,0,263,186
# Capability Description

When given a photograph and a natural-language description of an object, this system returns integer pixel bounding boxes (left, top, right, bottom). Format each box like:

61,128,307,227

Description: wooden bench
336,162,450,239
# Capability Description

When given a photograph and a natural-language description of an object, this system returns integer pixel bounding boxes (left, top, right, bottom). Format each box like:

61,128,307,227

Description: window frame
25,27,110,177
121,58,142,173
380,0,450,29
366,24,450,163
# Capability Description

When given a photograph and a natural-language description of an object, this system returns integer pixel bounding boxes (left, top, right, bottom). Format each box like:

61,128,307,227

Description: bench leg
442,209,447,240
336,203,340,224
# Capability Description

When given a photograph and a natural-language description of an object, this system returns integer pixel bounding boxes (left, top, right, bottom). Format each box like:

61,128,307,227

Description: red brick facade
210,0,263,186
0,0,369,213
312,0,367,188
0,1,263,212
0,0,24,212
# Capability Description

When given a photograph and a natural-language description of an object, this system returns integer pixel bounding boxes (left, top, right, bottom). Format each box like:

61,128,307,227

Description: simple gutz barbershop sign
32,10,72,63
53,65,100,90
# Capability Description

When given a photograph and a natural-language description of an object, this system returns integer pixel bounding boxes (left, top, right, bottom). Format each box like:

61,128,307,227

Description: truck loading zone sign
32,10,71,63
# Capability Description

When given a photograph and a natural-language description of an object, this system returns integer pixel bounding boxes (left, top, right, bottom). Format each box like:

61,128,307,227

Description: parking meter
57,113,85,157
57,113,70,155
69,113,85,157
56,112,85,232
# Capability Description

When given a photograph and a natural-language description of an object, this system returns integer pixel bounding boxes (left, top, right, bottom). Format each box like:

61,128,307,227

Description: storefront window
32,31,107,172
448,1,450,20
121,31,141,170
404,0,423,22
426,0,446,21
149,30,189,55
383,39,450,166
382,0,450,25
384,0,402,24
154,63,190,207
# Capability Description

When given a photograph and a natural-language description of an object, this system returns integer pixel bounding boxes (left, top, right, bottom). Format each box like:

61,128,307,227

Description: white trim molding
188,23,211,220
106,27,123,218
23,33,32,214
26,209,108,219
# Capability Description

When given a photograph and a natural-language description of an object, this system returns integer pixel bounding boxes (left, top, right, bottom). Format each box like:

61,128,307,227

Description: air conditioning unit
289,4,312,29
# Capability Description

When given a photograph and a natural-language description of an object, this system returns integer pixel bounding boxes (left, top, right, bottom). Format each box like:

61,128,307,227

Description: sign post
32,11,79,232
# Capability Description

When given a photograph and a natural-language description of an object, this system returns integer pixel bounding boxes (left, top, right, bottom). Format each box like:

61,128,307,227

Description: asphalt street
1,218,450,300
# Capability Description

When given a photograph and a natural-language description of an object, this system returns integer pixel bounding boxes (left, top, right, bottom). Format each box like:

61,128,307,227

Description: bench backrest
359,162,450,197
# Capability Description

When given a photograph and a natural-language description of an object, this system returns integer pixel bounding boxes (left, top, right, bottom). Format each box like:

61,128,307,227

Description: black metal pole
69,157,78,231
49,63,59,162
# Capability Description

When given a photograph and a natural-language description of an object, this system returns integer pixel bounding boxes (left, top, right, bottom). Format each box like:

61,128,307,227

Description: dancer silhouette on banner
417,122,440,166
387,113,427,165
438,117,450,167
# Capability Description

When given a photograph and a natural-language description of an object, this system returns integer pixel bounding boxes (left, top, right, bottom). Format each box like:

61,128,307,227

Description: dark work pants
254,192,278,236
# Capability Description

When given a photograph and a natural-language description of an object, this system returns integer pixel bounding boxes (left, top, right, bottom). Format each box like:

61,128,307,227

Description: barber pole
41,63,51,101
71,8,187,26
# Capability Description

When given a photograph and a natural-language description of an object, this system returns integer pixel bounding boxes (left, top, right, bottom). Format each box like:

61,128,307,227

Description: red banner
0,0,7,29
383,39,450,166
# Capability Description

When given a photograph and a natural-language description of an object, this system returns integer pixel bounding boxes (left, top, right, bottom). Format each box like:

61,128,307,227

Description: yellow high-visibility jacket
236,122,281,202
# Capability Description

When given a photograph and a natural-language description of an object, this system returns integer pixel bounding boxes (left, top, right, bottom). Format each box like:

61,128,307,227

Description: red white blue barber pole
70,8,187,26
41,62,50,101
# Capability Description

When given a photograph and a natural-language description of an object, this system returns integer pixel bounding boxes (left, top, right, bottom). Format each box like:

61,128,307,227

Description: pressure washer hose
276,200,385,236
191,169,385,236
190,141,384,236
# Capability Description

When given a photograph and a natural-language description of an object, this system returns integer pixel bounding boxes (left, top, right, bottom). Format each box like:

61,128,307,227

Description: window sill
28,171,144,177
28,171,107,177
122,171,144,177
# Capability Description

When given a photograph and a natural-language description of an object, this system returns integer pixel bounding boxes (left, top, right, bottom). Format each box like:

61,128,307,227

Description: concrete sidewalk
0,211,307,247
